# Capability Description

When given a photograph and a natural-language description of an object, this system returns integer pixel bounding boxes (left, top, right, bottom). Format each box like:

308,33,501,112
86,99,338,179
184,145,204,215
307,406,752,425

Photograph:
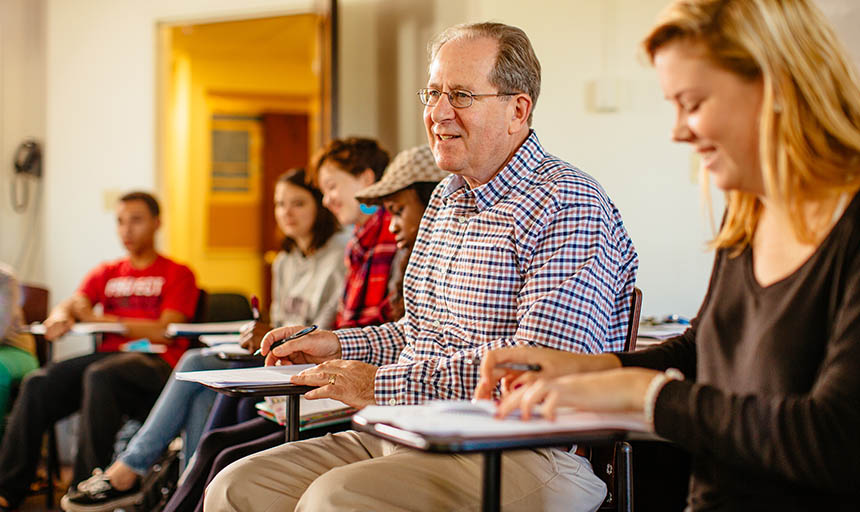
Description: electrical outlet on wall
586,78,621,113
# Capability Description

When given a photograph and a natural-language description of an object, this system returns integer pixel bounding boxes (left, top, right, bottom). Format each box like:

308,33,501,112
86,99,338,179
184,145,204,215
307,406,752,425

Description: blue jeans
118,349,231,474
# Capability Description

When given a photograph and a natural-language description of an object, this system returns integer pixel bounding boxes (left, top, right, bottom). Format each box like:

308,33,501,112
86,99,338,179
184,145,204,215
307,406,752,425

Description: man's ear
508,94,533,134
358,168,377,186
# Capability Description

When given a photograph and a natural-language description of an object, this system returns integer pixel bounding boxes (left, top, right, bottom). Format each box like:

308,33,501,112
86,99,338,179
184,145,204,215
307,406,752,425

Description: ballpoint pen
253,324,318,356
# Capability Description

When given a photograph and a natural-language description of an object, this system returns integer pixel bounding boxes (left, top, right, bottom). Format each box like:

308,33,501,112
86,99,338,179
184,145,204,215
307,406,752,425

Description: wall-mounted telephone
14,140,42,177
11,139,42,213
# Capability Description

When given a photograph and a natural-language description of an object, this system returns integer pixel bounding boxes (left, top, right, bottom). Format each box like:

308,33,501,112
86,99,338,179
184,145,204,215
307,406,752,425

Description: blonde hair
644,0,860,250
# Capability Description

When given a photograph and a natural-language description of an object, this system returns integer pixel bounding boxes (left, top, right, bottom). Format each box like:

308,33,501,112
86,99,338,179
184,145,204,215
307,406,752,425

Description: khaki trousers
203,430,606,512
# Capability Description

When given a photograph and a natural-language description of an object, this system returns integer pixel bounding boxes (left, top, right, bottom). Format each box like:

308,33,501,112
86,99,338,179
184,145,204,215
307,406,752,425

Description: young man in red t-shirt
0,192,199,511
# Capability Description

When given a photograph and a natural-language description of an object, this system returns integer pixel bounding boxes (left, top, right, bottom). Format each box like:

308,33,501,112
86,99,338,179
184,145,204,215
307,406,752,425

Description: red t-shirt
77,255,199,367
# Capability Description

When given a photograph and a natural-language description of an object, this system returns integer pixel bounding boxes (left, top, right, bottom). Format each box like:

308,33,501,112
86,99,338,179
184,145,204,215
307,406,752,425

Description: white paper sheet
355,400,649,437
637,322,687,340
200,343,250,356
26,322,127,335
176,364,314,387
166,320,252,337
199,334,242,346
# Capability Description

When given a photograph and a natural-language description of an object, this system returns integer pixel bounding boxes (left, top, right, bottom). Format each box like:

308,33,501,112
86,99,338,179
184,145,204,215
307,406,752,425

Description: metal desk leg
482,450,502,512
286,395,300,442
617,441,634,512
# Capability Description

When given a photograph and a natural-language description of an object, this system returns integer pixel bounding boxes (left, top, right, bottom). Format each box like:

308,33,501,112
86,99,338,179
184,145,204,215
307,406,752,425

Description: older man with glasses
204,22,638,512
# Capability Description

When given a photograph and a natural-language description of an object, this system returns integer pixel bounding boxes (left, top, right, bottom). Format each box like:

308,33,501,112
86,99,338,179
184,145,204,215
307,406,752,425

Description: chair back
192,289,209,323
19,283,49,324
201,292,253,323
624,287,642,352
18,283,51,366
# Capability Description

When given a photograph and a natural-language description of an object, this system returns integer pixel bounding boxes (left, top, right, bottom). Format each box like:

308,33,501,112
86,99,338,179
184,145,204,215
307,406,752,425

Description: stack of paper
200,344,251,356
637,322,687,340
354,400,649,437
166,320,252,337
199,334,242,346
176,364,314,387
26,322,128,335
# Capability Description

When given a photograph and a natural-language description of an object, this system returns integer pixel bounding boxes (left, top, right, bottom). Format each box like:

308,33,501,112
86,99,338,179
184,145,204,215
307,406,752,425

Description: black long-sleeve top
618,193,860,511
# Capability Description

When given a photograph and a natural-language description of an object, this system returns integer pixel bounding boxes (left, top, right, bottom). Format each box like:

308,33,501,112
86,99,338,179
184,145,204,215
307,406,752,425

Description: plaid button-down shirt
338,132,638,405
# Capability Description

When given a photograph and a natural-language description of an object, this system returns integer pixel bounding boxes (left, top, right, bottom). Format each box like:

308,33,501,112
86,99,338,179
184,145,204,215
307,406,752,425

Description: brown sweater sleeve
650,254,860,491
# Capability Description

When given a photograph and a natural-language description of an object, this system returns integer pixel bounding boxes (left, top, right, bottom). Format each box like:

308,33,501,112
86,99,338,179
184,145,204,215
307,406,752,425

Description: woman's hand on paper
495,368,659,421
473,346,623,400
239,321,271,353
261,326,341,365
292,360,378,408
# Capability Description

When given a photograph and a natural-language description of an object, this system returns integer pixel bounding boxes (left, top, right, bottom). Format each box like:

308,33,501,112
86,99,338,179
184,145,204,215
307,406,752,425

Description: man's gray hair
428,22,541,126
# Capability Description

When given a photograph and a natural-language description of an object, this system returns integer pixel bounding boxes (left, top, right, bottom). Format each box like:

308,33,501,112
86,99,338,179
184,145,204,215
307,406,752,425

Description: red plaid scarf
335,208,398,328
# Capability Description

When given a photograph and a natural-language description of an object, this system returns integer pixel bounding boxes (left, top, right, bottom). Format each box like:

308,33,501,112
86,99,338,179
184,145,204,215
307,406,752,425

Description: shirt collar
440,130,546,211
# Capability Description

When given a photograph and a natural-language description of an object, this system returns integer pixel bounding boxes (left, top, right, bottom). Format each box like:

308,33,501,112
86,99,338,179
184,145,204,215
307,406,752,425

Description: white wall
447,0,715,318
27,0,860,319
0,0,46,284
42,0,316,306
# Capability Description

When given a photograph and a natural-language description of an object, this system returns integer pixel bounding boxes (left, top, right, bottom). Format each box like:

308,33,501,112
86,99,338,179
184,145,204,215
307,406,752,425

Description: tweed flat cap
355,145,448,205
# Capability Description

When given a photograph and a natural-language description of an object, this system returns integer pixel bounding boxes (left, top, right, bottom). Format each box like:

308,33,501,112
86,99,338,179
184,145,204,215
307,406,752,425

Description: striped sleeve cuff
336,327,371,361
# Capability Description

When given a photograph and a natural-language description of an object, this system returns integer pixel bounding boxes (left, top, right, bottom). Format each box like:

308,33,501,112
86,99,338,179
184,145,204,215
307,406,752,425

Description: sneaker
60,469,142,512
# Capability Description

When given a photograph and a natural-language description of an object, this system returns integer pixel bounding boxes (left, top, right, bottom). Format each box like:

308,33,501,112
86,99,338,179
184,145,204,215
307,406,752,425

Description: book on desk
165,320,253,337
257,396,355,430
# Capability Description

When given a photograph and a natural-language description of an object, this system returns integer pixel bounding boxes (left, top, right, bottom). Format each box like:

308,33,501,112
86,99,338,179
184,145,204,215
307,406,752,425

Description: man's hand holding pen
259,325,342,365
257,325,377,408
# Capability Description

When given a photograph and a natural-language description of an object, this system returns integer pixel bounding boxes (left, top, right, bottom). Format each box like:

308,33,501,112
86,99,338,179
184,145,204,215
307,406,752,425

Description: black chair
199,292,253,323
592,286,642,512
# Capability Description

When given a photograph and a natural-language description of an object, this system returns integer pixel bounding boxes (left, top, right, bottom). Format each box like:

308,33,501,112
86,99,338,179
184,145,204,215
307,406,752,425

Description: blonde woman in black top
476,1,860,510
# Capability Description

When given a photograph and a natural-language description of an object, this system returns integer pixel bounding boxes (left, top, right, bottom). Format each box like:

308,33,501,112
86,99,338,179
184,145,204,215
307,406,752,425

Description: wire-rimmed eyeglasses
417,88,517,109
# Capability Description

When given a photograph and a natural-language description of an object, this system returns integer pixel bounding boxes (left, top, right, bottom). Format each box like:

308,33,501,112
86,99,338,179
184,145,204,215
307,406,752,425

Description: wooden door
260,113,310,312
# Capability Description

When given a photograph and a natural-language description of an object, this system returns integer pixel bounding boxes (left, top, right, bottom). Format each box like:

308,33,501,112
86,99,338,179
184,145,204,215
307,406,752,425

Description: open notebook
354,400,649,437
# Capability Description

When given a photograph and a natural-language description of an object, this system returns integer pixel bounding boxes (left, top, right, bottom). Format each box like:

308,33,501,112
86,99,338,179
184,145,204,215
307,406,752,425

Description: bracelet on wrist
643,368,684,430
